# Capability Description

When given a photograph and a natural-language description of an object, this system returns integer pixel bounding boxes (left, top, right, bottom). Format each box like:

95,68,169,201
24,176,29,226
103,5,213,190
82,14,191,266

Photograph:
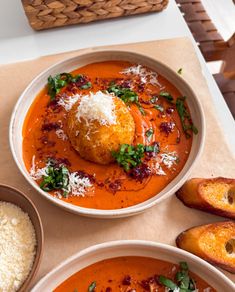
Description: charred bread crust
176,177,235,219
176,221,235,274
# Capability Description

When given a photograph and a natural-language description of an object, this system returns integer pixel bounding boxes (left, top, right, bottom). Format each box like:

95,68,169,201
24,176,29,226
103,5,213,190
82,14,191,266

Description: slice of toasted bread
176,177,235,219
176,221,235,273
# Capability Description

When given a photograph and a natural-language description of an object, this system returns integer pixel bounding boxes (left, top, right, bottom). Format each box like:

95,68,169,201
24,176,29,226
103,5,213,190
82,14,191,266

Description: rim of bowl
0,184,44,291
9,49,205,218
31,240,234,291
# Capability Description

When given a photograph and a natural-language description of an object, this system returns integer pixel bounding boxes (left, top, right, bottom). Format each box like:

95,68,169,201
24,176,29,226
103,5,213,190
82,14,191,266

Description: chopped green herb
112,144,145,172
88,281,96,292
108,84,138,104
180,261,188,270
138,105,146,115
159,276,178,290
39,160,69,197
47,73,91,100
80,81,92,89
177,68,183,75
145,143,160,153
159,91,174,103
112,143,160,172
108,83,145,115
159,261,197,291
150,96,158,103
145,128,154,140
176,97,198,138
154,104,164,112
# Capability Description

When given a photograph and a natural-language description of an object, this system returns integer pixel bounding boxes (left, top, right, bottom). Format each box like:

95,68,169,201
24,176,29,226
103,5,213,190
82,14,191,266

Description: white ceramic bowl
31,240,234,291
10,50,205,218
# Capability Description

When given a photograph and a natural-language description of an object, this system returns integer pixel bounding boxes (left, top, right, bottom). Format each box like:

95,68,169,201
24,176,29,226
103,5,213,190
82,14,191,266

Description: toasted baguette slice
176,221,235,273
176,177,235,219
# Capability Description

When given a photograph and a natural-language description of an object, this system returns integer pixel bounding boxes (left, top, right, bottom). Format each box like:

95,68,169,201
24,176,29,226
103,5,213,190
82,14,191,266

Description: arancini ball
67,91,135,164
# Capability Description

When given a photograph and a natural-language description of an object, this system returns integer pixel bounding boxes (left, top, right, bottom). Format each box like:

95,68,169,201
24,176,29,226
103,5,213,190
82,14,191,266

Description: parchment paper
0,38,234,287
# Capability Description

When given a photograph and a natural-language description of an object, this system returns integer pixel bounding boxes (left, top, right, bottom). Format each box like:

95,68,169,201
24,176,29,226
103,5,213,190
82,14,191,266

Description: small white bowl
31,240,234,291
9,50,205,218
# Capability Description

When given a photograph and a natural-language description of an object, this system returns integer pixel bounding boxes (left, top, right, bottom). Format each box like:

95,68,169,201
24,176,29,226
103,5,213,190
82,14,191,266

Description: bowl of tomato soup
10,50,205,218
31,240,234,291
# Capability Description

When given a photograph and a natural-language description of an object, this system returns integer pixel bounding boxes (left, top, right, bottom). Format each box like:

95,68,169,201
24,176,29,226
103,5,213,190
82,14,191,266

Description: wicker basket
21,0,169,30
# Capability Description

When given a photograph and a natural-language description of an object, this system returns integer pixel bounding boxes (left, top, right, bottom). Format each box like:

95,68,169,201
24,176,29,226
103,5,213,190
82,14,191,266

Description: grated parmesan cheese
58,94,80,111
29,156,93,197
0,202,36,292
66,172,93,197
76,91,116,126
160,151,178,169
120,64,163,88
148,151,179,176
55,129,68,141
30,155,48,180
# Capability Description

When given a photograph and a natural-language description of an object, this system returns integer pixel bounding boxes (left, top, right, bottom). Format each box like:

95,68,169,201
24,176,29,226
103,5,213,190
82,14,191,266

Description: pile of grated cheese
120,64,163,88
58,93,80,111
76,91,117,126
30,156,93,198
0,201,36,291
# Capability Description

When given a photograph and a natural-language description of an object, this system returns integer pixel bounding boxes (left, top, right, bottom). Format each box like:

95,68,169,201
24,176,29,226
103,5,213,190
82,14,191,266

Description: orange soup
54,256,215,292
23,61,197,209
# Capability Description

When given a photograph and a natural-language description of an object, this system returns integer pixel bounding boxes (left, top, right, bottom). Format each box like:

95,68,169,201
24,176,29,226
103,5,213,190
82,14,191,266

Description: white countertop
1,0,234,151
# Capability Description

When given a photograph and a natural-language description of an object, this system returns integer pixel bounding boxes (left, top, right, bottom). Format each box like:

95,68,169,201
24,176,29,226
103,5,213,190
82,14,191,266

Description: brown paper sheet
0,38,235,287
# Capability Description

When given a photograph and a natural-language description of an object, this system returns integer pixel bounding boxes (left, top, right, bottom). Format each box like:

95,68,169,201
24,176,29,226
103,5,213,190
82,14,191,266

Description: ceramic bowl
9,50,205,218
0,184,44,291
31,240,234,291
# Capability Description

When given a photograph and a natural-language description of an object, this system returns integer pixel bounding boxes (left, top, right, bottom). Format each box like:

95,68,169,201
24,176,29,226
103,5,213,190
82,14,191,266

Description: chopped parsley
145,128,154,140
108,83,138,104
159,91,174,103
177,68,183,75
150,96,158,104
154,104,164,112
39,159,69,197
159,262,197,291
88,281,96,292
176,96,198,138
112,143,159,172
145,143,160,153
112,144,145,172
47,73,91,100
80,81,92,89
107,83,145,115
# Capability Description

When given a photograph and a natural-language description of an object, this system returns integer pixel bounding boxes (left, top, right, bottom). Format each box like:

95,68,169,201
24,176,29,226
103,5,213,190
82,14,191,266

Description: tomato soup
23,61,196,209
54,256,215,292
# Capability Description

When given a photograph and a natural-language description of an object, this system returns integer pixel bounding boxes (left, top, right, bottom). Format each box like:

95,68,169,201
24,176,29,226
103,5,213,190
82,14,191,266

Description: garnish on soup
23,61,197,209
54,257,215,292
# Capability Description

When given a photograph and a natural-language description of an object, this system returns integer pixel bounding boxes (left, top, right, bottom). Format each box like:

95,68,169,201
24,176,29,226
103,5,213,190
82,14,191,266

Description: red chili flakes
66,83,78,94
47,97,61,111
41,122,61,131
105,288,112,292
159,121,175,135
75,75,90,88
128,164,151,182
121,79,132,88
76,170,96,183
108,179,122,194
40,136,56,147
140,275,159,291
52,157,71,167
122,275,131,285
166,107,175,114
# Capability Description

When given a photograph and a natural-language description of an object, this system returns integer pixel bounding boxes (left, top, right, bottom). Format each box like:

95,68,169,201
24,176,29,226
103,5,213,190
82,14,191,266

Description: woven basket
21,0,169,30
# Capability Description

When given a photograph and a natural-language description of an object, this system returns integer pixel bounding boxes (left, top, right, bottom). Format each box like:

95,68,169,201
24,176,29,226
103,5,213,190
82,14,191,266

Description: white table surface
1,0,234,152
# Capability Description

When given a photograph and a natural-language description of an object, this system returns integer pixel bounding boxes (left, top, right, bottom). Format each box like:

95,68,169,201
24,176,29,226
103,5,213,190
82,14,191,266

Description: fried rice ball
67,95,135,165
